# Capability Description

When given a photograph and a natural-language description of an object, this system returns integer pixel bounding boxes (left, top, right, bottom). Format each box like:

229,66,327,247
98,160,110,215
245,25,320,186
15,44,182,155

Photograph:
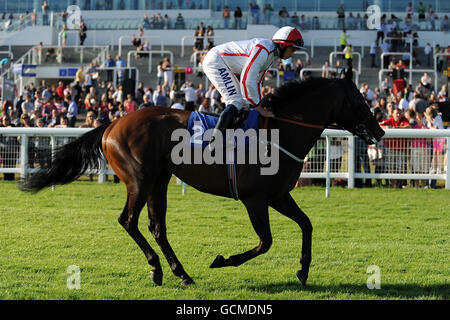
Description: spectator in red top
41,97,53,123
396,60,406,69
124,94,136,113
380,108,410,188
56,81,65,98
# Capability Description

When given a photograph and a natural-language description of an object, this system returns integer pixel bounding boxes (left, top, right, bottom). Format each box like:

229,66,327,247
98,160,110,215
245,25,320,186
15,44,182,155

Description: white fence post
446,137,450,190
98,158,106,183
347,135,355,189
325,136,331,198
51,135,56,191
20,134,28,180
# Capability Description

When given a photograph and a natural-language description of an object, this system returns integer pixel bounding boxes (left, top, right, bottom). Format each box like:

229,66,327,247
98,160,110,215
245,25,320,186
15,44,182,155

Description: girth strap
226,147,239,201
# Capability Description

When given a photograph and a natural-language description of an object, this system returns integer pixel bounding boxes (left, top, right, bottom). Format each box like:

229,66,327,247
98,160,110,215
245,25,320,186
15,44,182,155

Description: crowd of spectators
222,6,244,29
357,77,448,189
142,13,178,30
1,2,450,186
298,85,448,189
0,62,225,180
216,2,450,31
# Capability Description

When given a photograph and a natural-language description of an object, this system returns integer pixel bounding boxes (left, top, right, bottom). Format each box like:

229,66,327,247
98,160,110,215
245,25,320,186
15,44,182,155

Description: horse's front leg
210,197,272,268
270,193,313,287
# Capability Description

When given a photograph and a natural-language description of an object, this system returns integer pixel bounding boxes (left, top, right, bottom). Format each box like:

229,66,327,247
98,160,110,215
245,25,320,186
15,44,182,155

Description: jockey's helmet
272,26,305,49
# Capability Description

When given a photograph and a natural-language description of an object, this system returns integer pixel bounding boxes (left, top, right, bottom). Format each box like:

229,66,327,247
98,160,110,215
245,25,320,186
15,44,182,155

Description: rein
272,116,325,129
271,116,346,131
260,117,311,164
261,116,347,164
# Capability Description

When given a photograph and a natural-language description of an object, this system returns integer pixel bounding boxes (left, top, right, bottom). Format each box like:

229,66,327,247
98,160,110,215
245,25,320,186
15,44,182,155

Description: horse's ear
345,67,353,81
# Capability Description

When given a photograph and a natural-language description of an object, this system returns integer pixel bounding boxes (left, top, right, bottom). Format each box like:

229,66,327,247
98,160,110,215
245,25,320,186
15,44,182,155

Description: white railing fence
294,51,310,64
310,36,365,59
0,128,112,183
380,52,414,83
180,35,224,57
0,128,449,194
378,68,437,90
118,35,164,58
127,49,174,73
329,51,361,75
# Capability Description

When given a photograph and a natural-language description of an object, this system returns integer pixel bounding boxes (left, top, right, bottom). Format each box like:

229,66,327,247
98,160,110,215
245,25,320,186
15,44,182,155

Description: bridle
271,114,376,142
262,109,377,163
269,93,376,139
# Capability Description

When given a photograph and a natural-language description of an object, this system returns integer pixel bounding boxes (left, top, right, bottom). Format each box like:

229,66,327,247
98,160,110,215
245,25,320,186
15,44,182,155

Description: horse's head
333,67,385,144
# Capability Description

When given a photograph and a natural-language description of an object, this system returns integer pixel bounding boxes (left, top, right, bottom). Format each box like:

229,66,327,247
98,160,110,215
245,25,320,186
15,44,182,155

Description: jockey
202,26,305,141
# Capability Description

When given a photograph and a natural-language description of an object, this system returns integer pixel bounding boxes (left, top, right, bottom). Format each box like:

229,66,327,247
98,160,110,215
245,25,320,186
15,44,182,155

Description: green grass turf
0,179,448,300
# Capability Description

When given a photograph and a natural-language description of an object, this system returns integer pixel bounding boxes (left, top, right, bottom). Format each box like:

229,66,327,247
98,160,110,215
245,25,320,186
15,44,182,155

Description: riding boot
210,104,239,144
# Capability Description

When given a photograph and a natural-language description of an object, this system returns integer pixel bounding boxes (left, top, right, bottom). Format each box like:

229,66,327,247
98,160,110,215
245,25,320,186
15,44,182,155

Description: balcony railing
1,1,449,13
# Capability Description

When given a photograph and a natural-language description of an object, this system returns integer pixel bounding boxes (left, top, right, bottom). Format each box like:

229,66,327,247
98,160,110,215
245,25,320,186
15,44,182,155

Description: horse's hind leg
210,196,272,268
118,185,163,286
270,193,312,287
147,172,194,286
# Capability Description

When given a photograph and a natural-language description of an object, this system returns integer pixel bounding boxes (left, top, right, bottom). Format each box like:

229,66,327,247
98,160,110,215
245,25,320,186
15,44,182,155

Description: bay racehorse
20,68,384,287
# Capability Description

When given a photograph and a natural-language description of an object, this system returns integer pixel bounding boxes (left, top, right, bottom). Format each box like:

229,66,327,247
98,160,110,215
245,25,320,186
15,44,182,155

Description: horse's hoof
210,255,225,268
181,277,195,286
150,270,163,286
296,269,308,287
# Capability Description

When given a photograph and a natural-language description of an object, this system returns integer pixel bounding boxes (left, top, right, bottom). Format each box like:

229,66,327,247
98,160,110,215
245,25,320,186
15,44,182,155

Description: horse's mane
261,77,337,112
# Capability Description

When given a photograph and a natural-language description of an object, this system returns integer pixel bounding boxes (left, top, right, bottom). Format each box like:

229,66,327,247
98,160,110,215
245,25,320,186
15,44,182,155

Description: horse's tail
19,122,110,192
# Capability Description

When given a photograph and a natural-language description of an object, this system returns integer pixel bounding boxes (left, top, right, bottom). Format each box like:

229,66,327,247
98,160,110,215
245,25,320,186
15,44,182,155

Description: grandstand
0,1,448,94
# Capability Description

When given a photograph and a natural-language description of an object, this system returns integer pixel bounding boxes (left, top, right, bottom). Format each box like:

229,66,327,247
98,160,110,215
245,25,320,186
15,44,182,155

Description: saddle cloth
186,108,261,201
187,108,260,149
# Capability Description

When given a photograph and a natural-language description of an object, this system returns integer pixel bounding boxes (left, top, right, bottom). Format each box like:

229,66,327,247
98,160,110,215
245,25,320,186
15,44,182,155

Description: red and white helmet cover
272,26,305,49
